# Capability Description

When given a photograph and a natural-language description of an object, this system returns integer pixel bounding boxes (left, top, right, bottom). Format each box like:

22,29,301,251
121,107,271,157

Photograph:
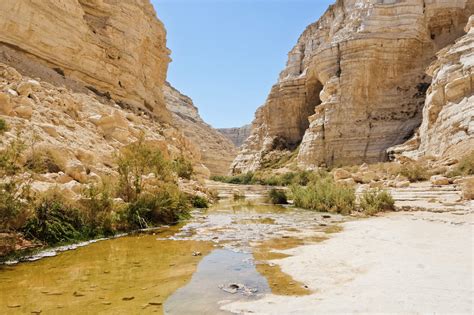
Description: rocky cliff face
0,62,203,198
164,83,236,176
390,15,474,160
218,125,251,147
232,0,472,173
0,0,171,122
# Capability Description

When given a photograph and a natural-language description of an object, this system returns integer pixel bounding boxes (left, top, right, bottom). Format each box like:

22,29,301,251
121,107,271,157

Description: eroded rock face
0,0,171,122
232,0,472,173
218,125,251,147
0,63,204,198
164,83,237,176
391,16,474,160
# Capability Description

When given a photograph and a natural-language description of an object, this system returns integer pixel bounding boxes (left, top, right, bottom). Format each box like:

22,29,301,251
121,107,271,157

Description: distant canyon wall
164,83,236,176
232,0,472,173
218,125,252,147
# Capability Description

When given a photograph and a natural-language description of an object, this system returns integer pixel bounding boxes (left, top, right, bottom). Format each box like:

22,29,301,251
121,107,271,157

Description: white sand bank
223,211,473,314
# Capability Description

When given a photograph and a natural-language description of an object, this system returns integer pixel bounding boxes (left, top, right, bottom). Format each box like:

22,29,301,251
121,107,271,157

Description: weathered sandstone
390,15,474,160
218,124,252,147
232,0,472,173
0,63,202,198
164,83,237,176
0,0,171,121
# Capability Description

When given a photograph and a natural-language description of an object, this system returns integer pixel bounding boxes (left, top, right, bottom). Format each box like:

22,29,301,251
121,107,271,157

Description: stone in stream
73,291,85,297
192,251,202,256
7,304,21,308
122,296,135,301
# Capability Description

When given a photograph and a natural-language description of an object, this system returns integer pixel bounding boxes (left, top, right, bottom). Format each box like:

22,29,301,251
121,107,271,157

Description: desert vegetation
0,130,206,256
290,176,356,215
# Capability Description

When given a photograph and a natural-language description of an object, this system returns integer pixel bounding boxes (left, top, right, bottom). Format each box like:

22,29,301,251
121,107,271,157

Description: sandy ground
223,211,474,314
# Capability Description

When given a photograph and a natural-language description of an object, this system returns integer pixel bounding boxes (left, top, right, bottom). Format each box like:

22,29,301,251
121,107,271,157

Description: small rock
192,251,202,256
333,168,351,181
395,180,410,188
30,310,42,314
322,215,331,219
122,296,135,301
14,105,33,119
73,291,85,297
7,304,21,308
0,92,12,115
101,301,112,305
148,302,162,306
430,175,450,186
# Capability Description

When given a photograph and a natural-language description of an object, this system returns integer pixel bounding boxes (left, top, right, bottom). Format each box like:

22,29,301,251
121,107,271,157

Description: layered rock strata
164,83,236,176
390,15,474,160
218,125,252,147
232,0,472,173
0,0,171,121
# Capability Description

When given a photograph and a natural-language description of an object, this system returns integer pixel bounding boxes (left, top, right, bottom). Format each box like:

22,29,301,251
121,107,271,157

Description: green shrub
400,162,429,182
291,177,355,214
124,183,190,229
116,137,172,202
77,183,115,237
0,131,26,176
359,189,395,215
0,118,8,134
189,195,209,208
23,196,84,245
25,149,62,174
173,155,193,179
447,151,474,177
268,189,288,204
0,180,34,232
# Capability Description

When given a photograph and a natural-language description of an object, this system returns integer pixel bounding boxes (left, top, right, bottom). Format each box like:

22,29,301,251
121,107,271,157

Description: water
0,199,346,314
165,249,269,315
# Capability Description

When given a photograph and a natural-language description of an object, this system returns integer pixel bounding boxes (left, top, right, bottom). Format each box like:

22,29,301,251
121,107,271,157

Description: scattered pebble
122,296,135,301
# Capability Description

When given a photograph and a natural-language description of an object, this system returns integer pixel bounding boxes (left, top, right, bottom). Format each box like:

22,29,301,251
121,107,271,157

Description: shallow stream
0,198,346,314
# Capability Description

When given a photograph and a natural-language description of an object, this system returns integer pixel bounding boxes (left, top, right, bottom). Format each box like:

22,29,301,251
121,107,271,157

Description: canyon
0,1,473,314
0,0,237,186
232,0,473,174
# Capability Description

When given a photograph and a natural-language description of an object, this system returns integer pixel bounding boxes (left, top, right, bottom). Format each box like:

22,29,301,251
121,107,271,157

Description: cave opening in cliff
301,78,324,136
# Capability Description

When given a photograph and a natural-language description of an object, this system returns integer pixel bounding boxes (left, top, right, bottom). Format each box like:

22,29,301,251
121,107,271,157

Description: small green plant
23,194,84,245
268,188,288,204
446,151,474,178
116,136,172,202
291,177,356,214
124,183,190,229
189,195,209,208
359,189,395,215
0,130,27,176
399,162,429,182
173,155,193,179
78,183,115,237
0,118,8,134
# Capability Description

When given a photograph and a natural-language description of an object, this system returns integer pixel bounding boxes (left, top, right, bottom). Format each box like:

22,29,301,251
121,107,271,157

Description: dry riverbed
223,210,474,314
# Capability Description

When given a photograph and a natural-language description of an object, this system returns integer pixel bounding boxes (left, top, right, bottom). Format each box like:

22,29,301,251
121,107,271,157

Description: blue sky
152,0,334,128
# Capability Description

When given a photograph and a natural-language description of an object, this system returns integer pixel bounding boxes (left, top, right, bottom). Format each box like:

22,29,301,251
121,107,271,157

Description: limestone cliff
218,125,251,147
390,15,474,160
164,83,236,176
232,0,472,173
0,0,171,122
0,63,203,198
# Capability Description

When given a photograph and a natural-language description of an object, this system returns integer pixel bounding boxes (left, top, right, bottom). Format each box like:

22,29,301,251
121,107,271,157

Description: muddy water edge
0,196,349,314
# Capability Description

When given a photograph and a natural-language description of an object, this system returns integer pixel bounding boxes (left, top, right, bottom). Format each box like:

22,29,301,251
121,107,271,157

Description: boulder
430,175,450,186
333,168,351,181
0,92,12,115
